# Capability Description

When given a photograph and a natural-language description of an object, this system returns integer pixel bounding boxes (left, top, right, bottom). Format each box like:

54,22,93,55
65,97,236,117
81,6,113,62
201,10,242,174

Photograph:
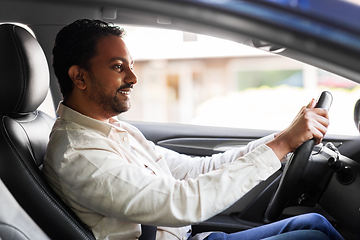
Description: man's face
84,35,137,118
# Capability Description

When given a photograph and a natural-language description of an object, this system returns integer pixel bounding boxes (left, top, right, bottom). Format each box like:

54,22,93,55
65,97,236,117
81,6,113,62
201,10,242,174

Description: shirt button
269,166,274,171
122,136,127,142
182,237,186,240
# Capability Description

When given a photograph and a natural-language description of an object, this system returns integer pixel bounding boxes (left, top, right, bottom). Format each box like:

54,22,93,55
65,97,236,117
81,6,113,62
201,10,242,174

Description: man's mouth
118,89,132,95
117,84,133,96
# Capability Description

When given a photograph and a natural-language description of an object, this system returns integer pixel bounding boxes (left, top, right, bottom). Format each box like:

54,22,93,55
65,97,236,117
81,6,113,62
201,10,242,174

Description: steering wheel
264,91,333,222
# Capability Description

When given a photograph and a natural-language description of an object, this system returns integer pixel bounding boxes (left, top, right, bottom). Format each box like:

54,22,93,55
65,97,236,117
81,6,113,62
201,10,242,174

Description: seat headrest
0,24,49,114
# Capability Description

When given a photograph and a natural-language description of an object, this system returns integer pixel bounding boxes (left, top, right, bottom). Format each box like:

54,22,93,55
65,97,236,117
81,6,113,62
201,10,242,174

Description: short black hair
52,19,125,100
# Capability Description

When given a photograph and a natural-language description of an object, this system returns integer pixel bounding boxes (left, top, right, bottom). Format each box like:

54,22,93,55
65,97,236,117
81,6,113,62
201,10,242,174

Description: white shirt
43,103,281,240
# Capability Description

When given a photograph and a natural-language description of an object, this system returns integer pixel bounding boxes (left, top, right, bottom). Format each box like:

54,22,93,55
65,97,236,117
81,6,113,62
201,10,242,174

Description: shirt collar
56,102,125,137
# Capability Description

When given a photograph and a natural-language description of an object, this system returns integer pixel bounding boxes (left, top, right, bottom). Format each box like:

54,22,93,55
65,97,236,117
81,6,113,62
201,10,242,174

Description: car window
38,89,56,119
119,25,360,136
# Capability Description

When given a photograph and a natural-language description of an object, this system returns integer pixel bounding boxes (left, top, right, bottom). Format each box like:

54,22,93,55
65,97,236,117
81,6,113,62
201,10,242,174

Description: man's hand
266,98,330,160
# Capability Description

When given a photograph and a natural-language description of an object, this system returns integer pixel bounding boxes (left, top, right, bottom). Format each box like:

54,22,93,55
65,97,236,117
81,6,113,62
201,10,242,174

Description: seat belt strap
139,225,157,240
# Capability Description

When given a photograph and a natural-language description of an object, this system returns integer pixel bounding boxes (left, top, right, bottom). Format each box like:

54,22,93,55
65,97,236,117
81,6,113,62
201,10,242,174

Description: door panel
130,121,274,156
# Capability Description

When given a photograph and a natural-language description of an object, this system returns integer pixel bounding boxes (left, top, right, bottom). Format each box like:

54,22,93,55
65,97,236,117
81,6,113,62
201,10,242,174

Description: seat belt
139,225,157,240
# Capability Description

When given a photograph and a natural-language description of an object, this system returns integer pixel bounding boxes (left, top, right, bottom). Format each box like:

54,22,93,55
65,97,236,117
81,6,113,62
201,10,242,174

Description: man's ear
68,65,87,90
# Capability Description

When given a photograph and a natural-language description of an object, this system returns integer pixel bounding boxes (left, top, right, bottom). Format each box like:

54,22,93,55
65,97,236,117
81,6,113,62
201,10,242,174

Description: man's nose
125,68,138,85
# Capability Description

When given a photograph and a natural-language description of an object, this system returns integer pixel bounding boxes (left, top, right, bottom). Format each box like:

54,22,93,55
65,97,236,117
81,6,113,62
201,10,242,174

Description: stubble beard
89,77,132,116
97,88,131,116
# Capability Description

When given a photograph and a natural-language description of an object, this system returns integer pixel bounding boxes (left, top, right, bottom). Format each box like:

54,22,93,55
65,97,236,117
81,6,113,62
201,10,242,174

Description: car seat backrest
0,23,96,240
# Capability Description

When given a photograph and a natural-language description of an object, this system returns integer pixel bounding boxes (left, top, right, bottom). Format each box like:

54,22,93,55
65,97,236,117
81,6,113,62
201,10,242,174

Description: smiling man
57,29,136,120
44,19,343,240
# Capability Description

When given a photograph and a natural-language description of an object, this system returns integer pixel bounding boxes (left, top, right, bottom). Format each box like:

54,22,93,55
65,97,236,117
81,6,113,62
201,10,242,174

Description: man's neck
63,97,114,122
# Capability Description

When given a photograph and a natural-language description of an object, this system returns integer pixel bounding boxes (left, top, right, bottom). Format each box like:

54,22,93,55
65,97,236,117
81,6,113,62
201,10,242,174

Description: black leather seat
0,24,96,240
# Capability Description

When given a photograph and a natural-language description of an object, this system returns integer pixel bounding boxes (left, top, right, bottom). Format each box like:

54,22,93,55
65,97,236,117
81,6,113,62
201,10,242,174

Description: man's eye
115,65,122,71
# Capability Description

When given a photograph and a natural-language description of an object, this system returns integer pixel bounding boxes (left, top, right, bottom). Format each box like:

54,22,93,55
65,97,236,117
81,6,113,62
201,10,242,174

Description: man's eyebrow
110,57,135,65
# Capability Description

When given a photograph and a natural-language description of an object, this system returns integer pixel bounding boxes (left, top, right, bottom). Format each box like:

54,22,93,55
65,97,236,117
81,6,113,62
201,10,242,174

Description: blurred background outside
115,25,360,136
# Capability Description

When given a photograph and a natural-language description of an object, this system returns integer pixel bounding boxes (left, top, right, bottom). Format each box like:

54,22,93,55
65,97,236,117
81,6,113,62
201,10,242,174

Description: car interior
1,0,360,239
0,23,96,240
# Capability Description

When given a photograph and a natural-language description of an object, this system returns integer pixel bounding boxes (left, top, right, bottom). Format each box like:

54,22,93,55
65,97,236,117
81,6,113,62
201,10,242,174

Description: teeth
119,90,131,95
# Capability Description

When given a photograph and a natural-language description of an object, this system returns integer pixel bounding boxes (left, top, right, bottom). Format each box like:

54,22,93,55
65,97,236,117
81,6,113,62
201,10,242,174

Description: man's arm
160,98,329,179
46,142,280,227
157,133,275,180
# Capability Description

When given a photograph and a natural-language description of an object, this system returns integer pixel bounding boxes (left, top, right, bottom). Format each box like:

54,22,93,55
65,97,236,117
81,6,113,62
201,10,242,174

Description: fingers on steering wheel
310,110,329,144
306,98,316,108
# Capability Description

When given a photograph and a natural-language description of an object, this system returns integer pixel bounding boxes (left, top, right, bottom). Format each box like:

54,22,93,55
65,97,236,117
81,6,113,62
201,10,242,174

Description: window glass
120,26,360,136
38,89,56,119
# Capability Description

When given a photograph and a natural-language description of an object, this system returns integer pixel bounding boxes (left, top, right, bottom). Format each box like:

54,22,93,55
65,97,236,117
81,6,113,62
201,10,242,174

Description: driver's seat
0,23,96,240
0,23,157,240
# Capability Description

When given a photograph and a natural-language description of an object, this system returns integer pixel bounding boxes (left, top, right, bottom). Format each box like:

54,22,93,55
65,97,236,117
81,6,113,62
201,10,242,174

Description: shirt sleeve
49,138,280,227
157,134,276,180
